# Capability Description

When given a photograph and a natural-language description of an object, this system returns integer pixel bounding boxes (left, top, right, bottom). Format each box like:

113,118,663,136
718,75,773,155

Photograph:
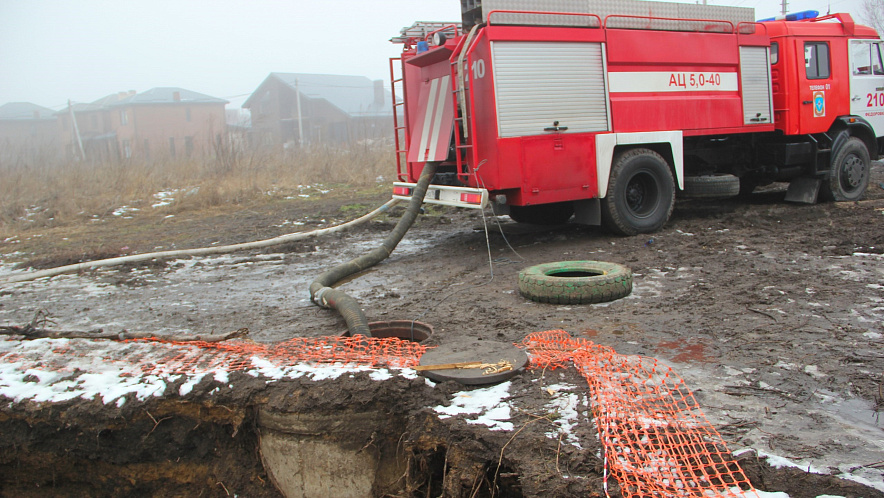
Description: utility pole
295,78,305,146
67,99,85,161
781,0,788,15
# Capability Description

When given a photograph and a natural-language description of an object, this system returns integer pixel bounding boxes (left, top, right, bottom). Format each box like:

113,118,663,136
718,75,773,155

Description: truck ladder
389,57,409,182
450,24,481,184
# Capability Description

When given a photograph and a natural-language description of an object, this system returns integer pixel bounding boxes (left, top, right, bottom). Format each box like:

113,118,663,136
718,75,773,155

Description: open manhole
340,320,433,342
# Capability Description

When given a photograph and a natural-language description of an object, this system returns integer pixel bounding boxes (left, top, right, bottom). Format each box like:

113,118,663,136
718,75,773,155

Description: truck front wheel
820,136,870,202
601,148,675,235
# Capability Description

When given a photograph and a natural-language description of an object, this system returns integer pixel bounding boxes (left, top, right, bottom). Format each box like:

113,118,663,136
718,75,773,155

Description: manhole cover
417,340,528,385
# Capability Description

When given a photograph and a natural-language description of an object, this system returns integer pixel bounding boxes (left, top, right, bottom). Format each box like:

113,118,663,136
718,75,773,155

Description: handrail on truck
603,14,735,33
425,24,460,42
486,10,602,28
736,22,768,36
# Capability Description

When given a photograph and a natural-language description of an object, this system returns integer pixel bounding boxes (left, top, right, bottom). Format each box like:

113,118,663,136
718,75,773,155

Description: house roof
0,102,57,120
110,87,228,106
243,73,393,118
54,91,152,115
91,92,135,108
55,101,105,115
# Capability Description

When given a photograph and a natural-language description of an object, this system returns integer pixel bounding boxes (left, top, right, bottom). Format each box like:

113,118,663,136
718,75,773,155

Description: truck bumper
392,182,489,209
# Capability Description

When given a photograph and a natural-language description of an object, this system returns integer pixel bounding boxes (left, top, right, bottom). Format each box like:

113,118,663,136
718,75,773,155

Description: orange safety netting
3,331,756,497
126,335,429,373
521,330,755,497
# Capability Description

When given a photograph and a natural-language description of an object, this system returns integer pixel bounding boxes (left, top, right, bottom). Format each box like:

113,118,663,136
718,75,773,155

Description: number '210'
868,92,884,107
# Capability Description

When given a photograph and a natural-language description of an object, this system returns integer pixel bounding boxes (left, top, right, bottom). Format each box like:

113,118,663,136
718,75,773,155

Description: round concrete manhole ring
340,320,433,342
417,340,528,385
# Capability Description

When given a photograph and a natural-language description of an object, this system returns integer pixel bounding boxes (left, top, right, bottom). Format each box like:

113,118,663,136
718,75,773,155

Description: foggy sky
0,0,867,110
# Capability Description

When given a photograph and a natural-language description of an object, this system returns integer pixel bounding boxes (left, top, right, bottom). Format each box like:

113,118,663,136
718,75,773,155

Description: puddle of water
816,396,882,434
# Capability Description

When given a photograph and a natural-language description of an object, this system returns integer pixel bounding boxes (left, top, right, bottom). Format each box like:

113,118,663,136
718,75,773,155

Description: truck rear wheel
601,148,675,235
820,136,870,202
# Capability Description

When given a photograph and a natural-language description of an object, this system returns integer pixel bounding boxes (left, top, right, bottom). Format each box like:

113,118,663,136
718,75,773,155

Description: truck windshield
850,40,884,75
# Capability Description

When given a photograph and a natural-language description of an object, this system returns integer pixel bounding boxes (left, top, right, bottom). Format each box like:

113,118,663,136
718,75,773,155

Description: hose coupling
312,286,334,308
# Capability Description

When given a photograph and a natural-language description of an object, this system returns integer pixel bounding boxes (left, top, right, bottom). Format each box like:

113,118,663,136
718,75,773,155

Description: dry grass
0,142,394,232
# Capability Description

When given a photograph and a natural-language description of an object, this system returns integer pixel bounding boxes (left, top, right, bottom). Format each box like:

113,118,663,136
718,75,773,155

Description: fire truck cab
390,1,881,235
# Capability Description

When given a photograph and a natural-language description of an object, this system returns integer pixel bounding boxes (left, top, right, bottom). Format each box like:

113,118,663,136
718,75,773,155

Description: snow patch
543,383,586,449
0,338,415,407
434,381,513,431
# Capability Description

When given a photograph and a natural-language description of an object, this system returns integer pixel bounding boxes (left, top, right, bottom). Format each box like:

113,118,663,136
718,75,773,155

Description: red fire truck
390,1,881,234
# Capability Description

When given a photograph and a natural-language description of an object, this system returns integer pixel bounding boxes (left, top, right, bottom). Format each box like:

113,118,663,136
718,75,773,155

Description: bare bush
861,0,884,36
0,142,393,230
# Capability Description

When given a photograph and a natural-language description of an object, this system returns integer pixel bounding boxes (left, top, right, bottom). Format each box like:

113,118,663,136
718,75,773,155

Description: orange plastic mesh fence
2,331,755,497
126,335,429,373
521,330,755,497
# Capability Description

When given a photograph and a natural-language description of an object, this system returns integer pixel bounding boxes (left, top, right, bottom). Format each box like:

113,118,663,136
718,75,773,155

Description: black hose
309,161,439,336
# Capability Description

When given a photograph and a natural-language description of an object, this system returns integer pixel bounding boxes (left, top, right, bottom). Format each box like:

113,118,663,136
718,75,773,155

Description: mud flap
573,198,601,225
784,177,821,204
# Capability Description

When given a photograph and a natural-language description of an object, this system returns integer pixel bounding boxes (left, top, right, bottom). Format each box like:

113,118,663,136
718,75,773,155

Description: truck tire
508,202,574,225
601,148,675,235
518,261,632,305
820,136,871,202
681,174,740,198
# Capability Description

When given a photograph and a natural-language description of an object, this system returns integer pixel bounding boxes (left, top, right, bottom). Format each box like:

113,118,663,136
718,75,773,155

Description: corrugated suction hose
309,161,439,336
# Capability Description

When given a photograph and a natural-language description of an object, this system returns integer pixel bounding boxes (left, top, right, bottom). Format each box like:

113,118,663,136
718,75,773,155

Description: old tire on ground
819,136,871,202
682,174,740,198
601,148,675,235
518,261,633,305
508,202,575,225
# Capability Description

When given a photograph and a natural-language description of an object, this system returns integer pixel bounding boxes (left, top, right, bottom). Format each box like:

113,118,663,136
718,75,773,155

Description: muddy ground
1,165,883,497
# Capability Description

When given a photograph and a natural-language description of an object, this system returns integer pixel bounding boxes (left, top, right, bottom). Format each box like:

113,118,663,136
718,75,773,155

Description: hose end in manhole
340,320,433,342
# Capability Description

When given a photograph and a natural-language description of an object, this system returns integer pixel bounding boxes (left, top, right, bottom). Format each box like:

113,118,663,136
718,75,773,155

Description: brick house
243,73,394,148
56,92,133,160
109,88,228,159
56,87,227,160
0,102,59,160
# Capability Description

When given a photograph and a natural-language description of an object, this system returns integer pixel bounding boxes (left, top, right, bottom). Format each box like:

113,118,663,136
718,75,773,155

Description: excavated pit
2,362,882,498
0,367,582,497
